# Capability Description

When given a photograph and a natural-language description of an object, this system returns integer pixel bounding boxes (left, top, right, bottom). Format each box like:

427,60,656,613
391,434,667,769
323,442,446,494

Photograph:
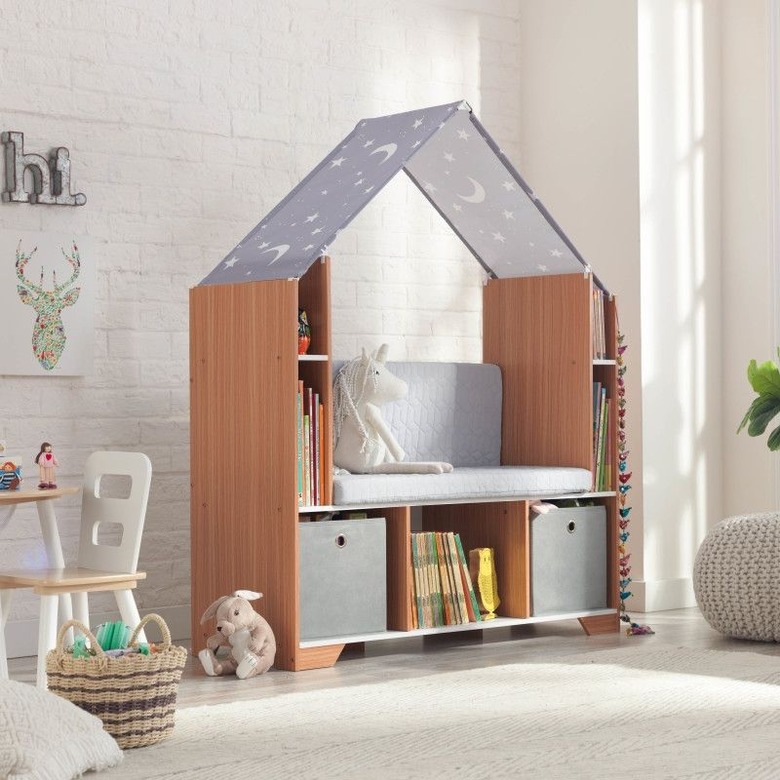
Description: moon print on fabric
456,177,486,204
199,99,597,289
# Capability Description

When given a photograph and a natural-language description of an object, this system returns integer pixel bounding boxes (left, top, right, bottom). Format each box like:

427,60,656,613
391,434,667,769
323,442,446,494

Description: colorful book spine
454,533,481,622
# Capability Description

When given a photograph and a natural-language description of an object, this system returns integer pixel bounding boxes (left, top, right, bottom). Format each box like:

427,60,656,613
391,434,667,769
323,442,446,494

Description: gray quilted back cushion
332,361,502,467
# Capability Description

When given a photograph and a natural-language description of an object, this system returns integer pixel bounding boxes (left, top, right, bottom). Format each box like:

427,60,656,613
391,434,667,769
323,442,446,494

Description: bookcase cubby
190,257,620,672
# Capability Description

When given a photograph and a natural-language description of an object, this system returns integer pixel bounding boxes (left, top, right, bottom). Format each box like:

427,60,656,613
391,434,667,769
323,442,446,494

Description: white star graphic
492,232,506,243
502,210,515,220
330,156,346,167
258,242,270,249
364,186,374,194
355,178,364,186
423,182,437,193
245,270,252,276
550,248,564,257
413,118,423,128
312,228,322,235
502,181,516,191
411,140,421,148
363,139,374,147
457,129,470,141
304,244,315,251
452,203,463,212
224,256,239,268
321,190,328,195
537,264,549,272
305,213,319,223
443,152,455,162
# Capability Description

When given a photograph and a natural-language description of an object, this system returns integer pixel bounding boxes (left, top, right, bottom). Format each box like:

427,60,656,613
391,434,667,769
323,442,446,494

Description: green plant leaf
767,424,780,451
738,396,764,433
747,359,780,396
746,395,780,436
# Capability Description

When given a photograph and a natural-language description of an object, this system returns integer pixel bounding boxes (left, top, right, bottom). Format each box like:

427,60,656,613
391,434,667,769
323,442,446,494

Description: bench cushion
332,466,592,506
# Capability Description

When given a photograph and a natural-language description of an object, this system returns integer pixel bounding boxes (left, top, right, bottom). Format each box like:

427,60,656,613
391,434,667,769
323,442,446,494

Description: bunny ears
200,590,263,623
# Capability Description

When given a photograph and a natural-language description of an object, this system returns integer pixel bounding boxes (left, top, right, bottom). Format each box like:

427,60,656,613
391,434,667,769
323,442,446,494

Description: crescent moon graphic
261,244,290,264
456,177,486,204
370,143,398,164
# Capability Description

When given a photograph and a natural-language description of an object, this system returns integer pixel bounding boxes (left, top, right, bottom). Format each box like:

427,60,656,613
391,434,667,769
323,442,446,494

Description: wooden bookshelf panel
421,502,530,619
483,273,592,470
190,280,300,667
380,506,414,631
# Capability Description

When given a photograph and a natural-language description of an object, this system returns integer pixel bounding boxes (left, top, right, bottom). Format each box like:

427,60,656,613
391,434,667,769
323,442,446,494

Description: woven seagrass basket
46,613,187,749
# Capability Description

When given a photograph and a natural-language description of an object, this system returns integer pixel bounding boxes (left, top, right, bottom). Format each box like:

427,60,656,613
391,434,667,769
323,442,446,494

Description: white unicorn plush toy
333,344,453,474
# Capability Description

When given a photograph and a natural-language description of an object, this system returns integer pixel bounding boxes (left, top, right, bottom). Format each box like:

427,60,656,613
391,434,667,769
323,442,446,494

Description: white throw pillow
0,679,123,779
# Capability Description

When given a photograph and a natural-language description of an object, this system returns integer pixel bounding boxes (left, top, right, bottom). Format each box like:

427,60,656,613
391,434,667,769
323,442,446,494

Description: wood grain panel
422,502,529,618
379,506,412,631
483,274,592,469
190,281,300,669
578,612,619,635
294,644,345,671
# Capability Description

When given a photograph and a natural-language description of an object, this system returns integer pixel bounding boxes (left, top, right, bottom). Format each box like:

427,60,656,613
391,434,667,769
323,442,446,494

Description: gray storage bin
531,505,607,615
299,518,387,640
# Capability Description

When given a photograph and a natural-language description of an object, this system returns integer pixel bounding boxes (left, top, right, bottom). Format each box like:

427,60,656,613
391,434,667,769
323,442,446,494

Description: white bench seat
333,466,592,506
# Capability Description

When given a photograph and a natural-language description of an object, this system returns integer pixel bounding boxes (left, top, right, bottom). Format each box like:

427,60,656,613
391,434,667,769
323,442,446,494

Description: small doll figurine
35,442,58,489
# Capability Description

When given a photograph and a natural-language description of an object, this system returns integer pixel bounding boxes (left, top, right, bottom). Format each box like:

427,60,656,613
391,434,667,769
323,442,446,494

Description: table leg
0,591,9,680
36,499,74,641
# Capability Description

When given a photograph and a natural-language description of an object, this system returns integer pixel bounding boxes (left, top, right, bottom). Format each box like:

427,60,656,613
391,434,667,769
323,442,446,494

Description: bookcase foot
578,612,619,635
291,644,345,671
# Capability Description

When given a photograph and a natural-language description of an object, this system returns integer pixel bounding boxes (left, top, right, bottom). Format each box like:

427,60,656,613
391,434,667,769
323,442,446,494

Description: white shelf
298,491,617,514
299,608,616,648
298,354,329,362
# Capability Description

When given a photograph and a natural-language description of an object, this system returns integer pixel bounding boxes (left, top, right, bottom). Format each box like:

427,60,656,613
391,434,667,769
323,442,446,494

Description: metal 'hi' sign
1,131,86,206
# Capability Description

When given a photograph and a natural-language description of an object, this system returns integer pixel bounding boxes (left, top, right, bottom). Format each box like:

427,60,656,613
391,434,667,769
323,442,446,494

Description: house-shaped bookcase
190,101,619,671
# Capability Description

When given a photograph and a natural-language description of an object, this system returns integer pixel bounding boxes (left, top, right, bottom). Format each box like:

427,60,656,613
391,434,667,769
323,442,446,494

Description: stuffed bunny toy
198,590,276,679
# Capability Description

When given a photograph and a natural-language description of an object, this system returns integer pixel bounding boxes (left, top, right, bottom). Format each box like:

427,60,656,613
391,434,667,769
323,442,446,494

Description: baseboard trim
630,578,697,613
5,604,192,660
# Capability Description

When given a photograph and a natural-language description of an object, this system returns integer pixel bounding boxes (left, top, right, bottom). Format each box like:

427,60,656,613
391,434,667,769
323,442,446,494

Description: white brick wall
0,0,520,651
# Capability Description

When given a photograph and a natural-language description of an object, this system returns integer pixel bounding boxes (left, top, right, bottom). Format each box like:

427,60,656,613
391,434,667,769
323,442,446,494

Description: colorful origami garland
616,332,654,636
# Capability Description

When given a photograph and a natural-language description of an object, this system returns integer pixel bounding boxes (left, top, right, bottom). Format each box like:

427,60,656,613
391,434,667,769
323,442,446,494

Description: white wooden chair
0,451,152,687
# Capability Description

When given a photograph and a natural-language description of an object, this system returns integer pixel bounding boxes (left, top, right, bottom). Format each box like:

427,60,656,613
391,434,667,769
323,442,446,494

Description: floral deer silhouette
16,241,81,370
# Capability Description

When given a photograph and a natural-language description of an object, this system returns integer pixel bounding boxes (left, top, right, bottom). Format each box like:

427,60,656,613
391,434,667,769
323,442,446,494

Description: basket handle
128,612,172,649
55,619,106,657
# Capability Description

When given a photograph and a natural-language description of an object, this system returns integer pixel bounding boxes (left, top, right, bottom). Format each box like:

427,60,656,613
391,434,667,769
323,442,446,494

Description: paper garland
616,332,654,636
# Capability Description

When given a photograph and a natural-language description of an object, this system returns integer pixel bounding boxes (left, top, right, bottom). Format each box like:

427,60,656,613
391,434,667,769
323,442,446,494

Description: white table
0,486,80,678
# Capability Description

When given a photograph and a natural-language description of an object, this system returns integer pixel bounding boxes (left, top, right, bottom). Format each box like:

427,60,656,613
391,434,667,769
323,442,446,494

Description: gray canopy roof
200,100,605,291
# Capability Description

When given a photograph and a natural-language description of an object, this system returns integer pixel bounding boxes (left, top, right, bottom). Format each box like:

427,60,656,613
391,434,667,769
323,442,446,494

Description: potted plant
737,348,780,450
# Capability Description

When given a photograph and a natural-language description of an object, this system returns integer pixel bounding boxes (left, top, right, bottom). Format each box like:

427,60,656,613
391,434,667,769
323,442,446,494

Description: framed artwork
0,229,95,376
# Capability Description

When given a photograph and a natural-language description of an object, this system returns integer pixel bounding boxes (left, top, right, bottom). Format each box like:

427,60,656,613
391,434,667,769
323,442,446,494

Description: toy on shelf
34,441,58,489
298,308,311,354
198,590,276,679
332,343,454,475
0,459,22,491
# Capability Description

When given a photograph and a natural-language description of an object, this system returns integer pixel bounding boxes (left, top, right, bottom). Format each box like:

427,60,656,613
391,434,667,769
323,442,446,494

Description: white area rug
102,646,780,779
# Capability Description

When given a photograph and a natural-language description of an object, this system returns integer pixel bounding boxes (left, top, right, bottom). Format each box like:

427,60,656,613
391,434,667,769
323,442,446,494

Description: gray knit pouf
693,511,780,641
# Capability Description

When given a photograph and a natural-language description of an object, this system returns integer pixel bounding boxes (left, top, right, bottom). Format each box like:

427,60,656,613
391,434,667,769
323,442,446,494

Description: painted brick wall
0,0,520,651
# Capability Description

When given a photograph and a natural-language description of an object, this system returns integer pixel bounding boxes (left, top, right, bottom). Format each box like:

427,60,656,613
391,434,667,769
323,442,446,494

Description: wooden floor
8,607,780,708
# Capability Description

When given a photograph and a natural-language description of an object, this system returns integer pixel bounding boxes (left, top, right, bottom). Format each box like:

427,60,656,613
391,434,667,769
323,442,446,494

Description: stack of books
592,381,612,491
409,531,482,629
297,380,324,507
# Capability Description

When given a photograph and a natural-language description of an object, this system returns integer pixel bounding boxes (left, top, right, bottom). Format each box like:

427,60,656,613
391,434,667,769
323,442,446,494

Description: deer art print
15,240,81,370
